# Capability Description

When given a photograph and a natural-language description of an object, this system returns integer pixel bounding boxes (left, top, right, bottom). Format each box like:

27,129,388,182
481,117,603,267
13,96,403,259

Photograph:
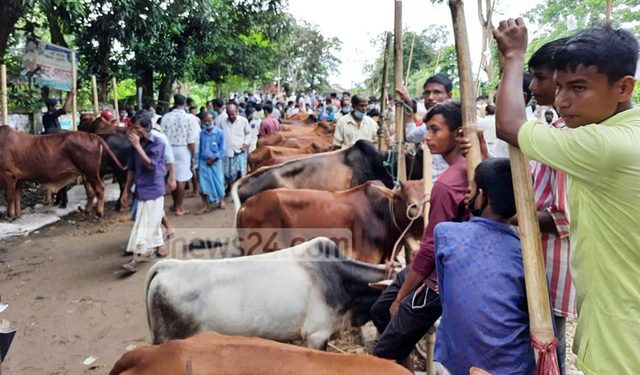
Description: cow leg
4,180,18,219
83,181,95,215
89,177,105,217
305,330,331,351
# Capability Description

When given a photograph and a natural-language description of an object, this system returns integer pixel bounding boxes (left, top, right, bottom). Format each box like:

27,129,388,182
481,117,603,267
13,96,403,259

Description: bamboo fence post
1,65,7,125
394,0,407,182
112,77,120,123
606,0,612,24
423,132,435,375
91,75,99,114
405,33,416,86
71,49,77,131
449,0,482,178
378,32,392,150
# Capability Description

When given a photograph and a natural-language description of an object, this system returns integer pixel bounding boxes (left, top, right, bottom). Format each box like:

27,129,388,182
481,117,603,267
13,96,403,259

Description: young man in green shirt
493,19,640,374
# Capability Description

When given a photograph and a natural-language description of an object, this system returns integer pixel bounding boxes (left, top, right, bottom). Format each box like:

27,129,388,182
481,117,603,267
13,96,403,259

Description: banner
22,38,78,92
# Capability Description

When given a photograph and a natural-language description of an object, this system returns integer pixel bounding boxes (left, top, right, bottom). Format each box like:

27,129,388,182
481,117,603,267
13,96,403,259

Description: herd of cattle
0,117,431,374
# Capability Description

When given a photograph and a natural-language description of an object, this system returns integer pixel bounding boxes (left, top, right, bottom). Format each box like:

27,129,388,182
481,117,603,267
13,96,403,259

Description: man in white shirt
477,104,497,155
333,95,379,149
159,94,197,216
246,107,261,152
220,103,251,185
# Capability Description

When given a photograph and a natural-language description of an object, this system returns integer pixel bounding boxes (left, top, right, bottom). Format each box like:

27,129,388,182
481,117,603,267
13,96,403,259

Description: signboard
22,38,78,92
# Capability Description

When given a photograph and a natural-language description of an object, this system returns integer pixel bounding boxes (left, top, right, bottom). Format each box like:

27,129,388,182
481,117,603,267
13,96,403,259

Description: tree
364,27,448,96
0,0,27,63
276,19,342,94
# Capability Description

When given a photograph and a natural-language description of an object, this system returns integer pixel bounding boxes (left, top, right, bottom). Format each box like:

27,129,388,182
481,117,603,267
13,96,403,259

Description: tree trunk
45,7,68,48
0,0,24,63
95,33,112,103
137,67,154,105
157,75,175,114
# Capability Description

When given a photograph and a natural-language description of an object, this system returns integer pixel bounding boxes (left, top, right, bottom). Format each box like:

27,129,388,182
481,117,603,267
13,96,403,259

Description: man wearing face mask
333,94,379,149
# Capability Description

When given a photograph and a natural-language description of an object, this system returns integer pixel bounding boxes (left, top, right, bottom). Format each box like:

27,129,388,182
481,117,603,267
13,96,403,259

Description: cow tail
231,180,241,216
96,136,128,171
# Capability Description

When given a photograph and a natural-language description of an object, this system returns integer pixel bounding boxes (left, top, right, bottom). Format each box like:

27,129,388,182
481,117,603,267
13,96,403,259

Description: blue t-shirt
434,217,536,375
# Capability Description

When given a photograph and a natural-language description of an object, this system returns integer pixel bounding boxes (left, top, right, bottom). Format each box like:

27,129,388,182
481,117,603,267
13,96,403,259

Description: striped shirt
531,118,576,318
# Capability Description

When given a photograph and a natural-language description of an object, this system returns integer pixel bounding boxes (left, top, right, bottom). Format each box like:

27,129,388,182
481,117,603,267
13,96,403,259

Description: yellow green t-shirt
518,107,640,375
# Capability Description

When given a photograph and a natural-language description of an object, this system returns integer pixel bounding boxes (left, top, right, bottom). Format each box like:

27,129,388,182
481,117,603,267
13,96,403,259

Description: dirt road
0,195,234,374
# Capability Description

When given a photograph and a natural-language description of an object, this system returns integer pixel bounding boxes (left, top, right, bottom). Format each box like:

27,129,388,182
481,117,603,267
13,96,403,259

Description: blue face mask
341,106,351,114
206,124,215,131
353,110,364,120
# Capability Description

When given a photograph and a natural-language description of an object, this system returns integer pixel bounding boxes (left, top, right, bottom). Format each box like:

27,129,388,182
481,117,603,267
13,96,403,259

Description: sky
287,0,544,88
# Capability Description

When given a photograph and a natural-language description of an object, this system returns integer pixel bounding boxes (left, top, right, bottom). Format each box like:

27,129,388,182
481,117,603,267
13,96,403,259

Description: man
435,158,535,374
143,102,161,129
525,36,576,374
187,106,202,197
370,101,467,370
160,94,197,216
494,20,640,374
477,104,497,155
492,73,534,158
121,113,167,273
333,95,379,149
398,74,453,180
246,107,261,153
42,90,75,134
330,92,341,110
213,98,227,127
220,103,251,186
259,103,280,137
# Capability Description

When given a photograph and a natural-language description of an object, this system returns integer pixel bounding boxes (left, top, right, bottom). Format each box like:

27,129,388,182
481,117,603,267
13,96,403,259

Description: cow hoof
96,212,104,219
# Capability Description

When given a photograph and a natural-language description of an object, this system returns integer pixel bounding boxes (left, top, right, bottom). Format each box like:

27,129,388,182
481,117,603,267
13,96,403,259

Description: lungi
172,145,193,182
125,196,164,257
198,158,225,203
224,151,247,185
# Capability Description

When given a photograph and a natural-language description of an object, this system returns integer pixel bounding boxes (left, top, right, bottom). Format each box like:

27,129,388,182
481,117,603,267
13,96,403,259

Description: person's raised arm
493,18,529,147
62,90,75,113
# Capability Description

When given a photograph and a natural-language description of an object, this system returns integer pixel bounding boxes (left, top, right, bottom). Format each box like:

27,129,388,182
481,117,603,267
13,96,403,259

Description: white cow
145,237,386,349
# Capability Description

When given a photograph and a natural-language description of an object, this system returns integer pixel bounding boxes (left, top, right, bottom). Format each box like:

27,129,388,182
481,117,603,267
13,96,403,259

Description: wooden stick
509,145,558,368
71,49,77,131
405,33,416,85
1,65,7,125
137,87,143,111
91,75,99,114
448,0,482,181
394,0,407,182
379,32,392,150
112,77,120,123
422,125,435,375
606,0,612,24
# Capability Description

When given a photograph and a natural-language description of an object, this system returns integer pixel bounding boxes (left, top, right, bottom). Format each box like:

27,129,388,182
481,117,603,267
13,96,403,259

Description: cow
249,142,335,170
78,113,126,134
109,332,411,375
145,237,388,349
0,125,126,218
236,180,425,264
232,140,424,213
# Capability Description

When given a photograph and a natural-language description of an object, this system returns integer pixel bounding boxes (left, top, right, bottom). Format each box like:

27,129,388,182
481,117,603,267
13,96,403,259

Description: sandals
122,260,139,273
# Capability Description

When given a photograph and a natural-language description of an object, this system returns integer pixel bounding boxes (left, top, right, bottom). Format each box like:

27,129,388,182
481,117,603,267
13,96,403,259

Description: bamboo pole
91,75,99,114
394,0,407,182
378,32,392,150
509,144,558,370
422,128,435,375
448,0,482,181
405,33,416,86
71,49,77,131
1,65,7,125
606,0,612,24
112,77,120,123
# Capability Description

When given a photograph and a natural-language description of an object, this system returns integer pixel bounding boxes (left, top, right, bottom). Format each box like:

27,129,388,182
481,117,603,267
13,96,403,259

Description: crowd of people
89,17,639,375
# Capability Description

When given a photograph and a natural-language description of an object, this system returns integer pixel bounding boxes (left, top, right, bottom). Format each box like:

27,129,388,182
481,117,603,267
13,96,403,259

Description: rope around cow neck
385,194,427,277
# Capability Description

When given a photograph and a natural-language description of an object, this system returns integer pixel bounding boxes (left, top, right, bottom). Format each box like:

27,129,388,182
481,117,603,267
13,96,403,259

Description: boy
494,20,640,374
435,158,535,374
196,113,226,214
121,113,167,273
371,101,468,370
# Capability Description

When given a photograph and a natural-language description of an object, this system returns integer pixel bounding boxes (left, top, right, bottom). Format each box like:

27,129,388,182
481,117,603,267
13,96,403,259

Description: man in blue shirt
434,158,536,374
121,113,167,273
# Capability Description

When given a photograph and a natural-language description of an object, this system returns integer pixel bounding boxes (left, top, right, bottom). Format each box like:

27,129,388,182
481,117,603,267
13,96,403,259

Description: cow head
394,180,427,221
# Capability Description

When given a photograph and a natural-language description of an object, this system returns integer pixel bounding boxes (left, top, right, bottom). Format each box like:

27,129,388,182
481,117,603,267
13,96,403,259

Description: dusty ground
0,193,577,374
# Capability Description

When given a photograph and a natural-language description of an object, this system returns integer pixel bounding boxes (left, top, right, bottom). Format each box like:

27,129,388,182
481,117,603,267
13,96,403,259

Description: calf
110,332,411,375
0,125,125,218
236,180,425,264
145,237,386,349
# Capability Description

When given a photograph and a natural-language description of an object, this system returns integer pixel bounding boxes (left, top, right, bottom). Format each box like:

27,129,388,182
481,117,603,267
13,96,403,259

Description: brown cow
78,113,126,134
236,180,425,264
109,332,411,375
0,125,126,218
249,142,335,170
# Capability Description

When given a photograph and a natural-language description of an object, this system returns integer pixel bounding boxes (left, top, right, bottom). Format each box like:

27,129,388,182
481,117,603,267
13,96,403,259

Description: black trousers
371,268,442,362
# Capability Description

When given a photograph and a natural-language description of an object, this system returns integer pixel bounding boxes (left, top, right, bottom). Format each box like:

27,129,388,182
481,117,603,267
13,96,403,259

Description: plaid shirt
531,118,577,318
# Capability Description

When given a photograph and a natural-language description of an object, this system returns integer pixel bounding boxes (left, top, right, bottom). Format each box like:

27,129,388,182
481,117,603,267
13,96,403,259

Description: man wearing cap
42,91,75,134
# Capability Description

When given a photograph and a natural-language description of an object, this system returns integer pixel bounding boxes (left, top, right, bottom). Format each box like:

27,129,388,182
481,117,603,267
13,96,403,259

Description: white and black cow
145,237,386,349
